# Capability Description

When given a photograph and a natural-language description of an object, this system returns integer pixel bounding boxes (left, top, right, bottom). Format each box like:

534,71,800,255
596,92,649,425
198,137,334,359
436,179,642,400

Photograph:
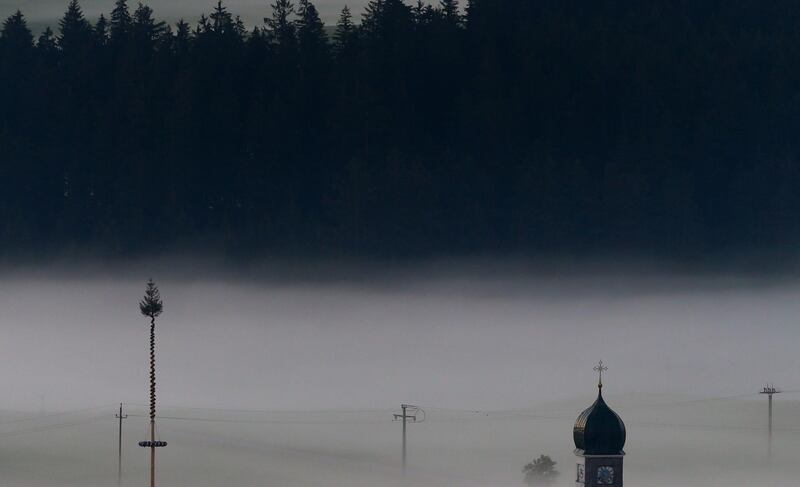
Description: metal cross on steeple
594,360,608,389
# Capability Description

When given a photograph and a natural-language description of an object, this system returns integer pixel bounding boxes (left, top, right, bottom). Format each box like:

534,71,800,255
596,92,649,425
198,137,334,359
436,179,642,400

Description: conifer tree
210,1,235,36
362,0,412,39
195,14,210,36
36,27,57,53
58,0,92,52
132,3,166,45
174,19,191,54
266,0,296,50
110,0,132,41
297,0,325,41
233,16,246,38
94,14,109,46
156,24,174,52
294,0,330,164
296,0,328,60
0,10,35,138
248,25,264,44
333,6,355,56
34,26,58,86
1,11,34,51
361,0,384,36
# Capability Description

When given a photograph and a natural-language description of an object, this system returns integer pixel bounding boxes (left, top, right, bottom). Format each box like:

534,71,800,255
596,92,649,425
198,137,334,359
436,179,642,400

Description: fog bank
0,258,798,485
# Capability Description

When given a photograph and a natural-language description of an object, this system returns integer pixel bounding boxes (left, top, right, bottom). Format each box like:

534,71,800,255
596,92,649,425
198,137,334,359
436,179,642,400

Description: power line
0,403,117,426
127,413,389,425
0,416,106,439
125,390,771,419
128,403,391,414
0,389,790,440
8,405,798,437
636,392,761,407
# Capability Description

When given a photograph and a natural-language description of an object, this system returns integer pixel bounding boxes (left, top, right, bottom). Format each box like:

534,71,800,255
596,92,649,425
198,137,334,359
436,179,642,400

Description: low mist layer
0,259,798,485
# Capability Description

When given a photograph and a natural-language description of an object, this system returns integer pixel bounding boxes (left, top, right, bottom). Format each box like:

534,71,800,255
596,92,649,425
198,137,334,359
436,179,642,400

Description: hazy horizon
0,0,378,29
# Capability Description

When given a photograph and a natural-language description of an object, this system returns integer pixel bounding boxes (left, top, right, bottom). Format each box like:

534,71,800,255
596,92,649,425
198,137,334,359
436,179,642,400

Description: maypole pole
138,280,167,487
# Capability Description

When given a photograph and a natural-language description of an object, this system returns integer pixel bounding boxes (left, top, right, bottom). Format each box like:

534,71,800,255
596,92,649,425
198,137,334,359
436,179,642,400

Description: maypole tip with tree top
138,279,166,487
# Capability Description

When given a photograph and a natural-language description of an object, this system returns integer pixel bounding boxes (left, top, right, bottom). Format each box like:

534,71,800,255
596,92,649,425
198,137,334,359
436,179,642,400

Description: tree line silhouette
1,0,799,256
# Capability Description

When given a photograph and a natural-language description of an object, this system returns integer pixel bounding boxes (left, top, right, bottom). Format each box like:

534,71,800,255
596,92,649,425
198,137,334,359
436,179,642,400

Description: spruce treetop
334,6,355,53
266,0,296,47
110,0,132,39
210,1,235,35
59,0,91,41
36,27,57,51
139,279,164,319
1,10,34,49
94,14,109,44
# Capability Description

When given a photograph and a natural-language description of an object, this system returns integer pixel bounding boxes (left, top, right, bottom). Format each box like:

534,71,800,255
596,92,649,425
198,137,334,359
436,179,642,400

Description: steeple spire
574,360,626,486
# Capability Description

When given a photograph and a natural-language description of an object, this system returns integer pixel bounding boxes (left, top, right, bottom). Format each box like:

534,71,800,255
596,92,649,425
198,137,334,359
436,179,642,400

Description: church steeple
573,362,625,486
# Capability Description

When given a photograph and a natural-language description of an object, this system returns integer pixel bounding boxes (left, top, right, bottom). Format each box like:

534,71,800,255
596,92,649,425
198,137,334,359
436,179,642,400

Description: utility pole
393,404,423,475
760,384,780,459
115,403,128,486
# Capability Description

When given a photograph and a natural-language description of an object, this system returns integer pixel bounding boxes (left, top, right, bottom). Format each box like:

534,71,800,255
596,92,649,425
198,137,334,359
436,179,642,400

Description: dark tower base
575,452,624,487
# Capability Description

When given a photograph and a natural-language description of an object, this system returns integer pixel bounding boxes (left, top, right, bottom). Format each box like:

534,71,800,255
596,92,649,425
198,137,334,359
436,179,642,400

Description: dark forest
1,0,798,257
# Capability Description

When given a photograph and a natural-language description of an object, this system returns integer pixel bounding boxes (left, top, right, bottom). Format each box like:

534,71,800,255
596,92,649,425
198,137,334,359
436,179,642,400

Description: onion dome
573,362,626,455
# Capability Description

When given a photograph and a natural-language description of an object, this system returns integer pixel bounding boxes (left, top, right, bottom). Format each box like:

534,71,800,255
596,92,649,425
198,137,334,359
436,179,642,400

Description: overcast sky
0,0,374,27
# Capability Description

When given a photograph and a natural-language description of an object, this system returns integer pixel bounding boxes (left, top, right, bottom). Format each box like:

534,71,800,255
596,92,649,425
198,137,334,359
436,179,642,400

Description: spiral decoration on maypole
139,279,166,487
149,316,156,421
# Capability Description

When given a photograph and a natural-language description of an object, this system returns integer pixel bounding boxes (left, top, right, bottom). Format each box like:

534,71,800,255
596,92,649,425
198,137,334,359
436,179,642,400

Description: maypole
138,279,167,487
